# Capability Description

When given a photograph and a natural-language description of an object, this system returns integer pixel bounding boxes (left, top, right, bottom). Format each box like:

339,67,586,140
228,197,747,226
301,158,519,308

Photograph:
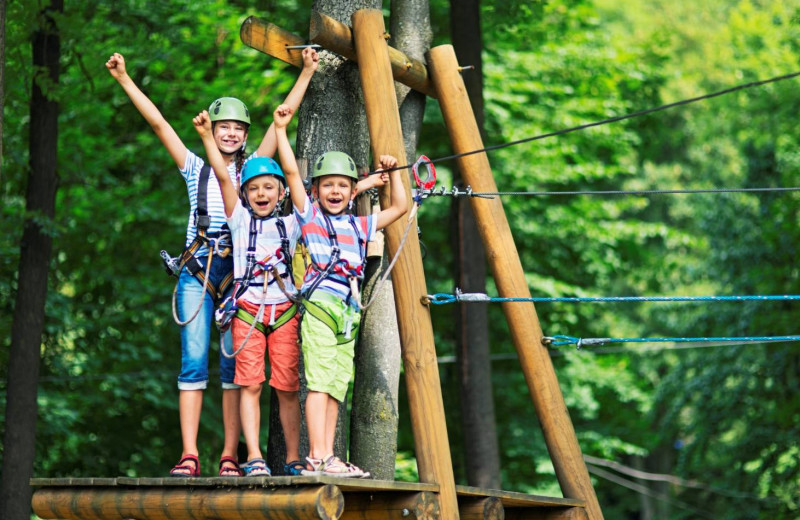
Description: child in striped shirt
274,104,407,477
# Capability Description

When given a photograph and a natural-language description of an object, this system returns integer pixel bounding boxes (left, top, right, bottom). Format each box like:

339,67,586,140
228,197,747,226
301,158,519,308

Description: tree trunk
449,0,501,489
1,0,5,179
0,2,62,519
267,0,381,472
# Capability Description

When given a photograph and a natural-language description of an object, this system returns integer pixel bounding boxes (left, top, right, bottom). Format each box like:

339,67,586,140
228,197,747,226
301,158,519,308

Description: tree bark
449,0,501,489
0,2,62,519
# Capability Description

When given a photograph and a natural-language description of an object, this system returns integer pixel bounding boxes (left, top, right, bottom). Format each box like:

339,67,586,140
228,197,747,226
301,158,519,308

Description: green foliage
4,0,800,518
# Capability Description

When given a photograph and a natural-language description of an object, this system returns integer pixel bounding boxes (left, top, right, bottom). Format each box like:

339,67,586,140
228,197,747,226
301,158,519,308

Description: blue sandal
241,458,271,477
284,460,306,476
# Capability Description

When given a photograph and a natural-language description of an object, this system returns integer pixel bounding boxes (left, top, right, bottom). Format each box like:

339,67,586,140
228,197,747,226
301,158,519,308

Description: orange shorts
232,299,300,391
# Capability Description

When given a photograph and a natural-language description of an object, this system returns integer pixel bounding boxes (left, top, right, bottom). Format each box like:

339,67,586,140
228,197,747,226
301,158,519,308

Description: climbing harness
215,215,298,358
302,212,365,304
164,164,234,326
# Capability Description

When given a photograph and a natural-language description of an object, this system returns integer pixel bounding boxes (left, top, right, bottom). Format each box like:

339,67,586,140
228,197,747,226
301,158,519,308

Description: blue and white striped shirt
180,150,240,258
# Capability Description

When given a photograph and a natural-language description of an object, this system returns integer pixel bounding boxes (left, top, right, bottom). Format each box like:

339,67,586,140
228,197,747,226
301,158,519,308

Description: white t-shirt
228,201,301,304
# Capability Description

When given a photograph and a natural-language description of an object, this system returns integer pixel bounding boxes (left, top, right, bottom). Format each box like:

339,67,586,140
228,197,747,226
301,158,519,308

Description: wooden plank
351,8,459,520
341,491,439,520
426,44,604,520
458,496,504,520
34,476,437,492
240,16,308,68
307,11,437,98
30,478,117,487
32,485,344,520
456,486,584,508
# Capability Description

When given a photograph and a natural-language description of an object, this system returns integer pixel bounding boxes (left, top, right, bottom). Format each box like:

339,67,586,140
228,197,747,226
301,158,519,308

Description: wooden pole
351,9,459,520
31,485,345,520
426,44,603,520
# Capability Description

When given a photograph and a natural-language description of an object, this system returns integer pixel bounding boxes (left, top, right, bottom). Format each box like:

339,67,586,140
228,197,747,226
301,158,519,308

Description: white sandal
300,456,324,476
320,455,370,478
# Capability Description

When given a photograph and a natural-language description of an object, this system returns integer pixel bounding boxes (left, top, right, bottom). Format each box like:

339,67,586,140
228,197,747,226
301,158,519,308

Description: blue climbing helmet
240,157,286,190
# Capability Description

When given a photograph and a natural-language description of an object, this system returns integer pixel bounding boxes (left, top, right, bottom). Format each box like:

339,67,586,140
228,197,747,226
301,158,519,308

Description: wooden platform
31,477,587,520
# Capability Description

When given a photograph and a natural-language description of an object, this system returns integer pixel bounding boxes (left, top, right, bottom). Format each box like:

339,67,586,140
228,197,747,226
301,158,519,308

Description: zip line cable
424,290,800,305
368,70,800,177
544,335,800,349
461,185,800,197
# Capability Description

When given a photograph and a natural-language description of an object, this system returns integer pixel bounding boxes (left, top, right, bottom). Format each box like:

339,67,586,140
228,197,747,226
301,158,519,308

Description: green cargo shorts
300,292,362,402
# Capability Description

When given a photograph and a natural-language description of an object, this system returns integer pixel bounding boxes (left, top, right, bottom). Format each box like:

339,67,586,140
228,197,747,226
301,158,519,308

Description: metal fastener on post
285,44,322,50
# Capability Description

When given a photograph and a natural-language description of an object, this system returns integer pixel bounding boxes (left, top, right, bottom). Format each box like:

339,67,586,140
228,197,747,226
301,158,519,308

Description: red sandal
170,454,200,477
218,456,243,477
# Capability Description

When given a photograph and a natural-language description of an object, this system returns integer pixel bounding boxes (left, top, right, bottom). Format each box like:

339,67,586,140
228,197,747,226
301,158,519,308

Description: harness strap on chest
195,164,212,232
234,216,293,301
303,213,366,300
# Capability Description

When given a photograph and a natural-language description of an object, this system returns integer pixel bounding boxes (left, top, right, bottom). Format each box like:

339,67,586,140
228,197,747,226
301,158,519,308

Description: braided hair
234,147,247,181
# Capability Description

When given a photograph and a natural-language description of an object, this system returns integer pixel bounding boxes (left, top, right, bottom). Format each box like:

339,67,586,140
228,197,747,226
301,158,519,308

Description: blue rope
545,334,800,348
425,291,800,305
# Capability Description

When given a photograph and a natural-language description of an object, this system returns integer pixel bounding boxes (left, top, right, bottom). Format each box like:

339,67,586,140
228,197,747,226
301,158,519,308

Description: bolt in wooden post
426,44,603,520
351,8,460,520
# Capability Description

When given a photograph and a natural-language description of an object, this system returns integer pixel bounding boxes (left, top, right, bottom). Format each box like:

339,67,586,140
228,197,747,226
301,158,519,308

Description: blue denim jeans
175,255,237,390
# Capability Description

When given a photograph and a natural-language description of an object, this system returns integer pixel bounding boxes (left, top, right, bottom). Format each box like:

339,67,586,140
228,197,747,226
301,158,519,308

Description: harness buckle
160,250,181,277
215,295,238,333
196,215,211,230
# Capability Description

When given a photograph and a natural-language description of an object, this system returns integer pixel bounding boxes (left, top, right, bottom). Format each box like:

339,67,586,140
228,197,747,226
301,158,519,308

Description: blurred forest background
2,0,800,519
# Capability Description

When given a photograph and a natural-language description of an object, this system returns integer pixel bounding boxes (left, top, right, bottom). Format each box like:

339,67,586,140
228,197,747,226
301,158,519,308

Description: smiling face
312,174,356,216
245,175,284,217
213,120,248,156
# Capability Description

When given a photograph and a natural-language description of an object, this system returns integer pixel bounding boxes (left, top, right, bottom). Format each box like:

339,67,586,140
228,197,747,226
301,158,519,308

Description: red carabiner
412,155,436,190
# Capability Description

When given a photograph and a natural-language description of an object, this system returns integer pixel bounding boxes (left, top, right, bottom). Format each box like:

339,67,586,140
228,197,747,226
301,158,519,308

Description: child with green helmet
106,48,318,477
195,108,304,477
275,104,408,477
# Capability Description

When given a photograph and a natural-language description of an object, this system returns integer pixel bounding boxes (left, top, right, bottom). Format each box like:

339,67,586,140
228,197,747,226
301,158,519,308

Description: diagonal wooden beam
239,15,436,98
240,16,309,68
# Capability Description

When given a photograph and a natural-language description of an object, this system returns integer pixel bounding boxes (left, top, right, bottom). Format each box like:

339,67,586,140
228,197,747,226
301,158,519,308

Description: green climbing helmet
240,157,286,189
208,97,251,126
312,151,359,181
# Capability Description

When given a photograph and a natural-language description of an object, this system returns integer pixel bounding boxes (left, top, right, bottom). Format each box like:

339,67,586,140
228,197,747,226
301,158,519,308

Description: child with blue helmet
106,48,318,477
195,109,303,478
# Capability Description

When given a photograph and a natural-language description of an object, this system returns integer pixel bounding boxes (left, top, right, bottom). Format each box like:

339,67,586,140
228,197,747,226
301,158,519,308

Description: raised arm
193,110,238,218
273,105,306,214
255,47,319,158
374,155,408,230
106,53,187,170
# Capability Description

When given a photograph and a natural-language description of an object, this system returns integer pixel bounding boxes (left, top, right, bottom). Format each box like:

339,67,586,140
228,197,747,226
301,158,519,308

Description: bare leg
323,395,339,457
276,389,301,463
220,387,242,472
239,384,262,460
176,389,202,474
306,390,329,460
